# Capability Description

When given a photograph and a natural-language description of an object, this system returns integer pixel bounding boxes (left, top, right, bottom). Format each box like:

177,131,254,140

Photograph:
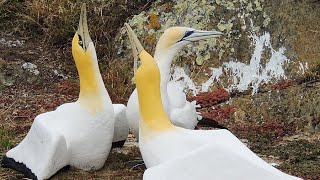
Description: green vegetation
0,125,14,152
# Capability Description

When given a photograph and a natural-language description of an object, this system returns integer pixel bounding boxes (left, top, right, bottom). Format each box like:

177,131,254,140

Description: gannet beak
77,3,92,51
124,23,144,83
181,30,223,42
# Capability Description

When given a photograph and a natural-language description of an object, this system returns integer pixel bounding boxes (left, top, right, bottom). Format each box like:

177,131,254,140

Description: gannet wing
143,143,302,180
4,112,69,180
167,80,186,108
126,89,140,140
167,80,198,129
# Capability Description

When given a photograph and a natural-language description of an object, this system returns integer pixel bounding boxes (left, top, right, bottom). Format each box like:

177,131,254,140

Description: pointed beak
124,23,144,81
182,30,223,42
77,3,92,51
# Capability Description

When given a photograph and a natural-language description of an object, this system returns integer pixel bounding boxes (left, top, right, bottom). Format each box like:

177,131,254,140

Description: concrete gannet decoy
126,26,223,139
125,24,302,180
112,103,129,148
1,4,115,179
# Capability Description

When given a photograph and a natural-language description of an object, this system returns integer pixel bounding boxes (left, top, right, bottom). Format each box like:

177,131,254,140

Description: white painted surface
172,33,290,95
143,142,301,180
6,102,114,180
140,128,301,180
112,104,129,143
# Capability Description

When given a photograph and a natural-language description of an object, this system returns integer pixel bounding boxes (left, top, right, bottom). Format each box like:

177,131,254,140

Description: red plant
271,80,293,90
201,105,234,123
230,120,288,140
189,88,230,108
55,80,79,96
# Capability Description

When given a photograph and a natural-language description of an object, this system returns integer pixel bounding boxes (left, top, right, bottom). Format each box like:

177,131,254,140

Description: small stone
21,62,40,76
270,163,279,167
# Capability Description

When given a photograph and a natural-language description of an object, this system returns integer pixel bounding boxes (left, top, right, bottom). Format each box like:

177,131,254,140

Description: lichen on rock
118,0,317,108
117,0,291,95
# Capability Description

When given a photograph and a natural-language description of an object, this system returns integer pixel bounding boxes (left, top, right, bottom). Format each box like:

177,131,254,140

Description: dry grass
0,0,156,101
0,0,154,57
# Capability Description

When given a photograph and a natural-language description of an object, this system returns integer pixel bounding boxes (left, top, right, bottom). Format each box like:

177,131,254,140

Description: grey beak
77,3,92,50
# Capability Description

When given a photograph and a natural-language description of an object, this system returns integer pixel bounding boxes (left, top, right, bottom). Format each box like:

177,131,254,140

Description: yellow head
125,23,174,134
72,32,98,96
72,4,104,113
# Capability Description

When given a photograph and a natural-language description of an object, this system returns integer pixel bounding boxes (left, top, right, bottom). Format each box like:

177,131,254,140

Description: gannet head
72,4,106,113
125,23,173,133
72,3,94,57
124,23,159,92
155,27,223,54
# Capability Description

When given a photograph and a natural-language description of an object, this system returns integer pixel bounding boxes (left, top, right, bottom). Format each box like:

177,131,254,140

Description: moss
0,125,15,153
254,0,263,11
217,22,233,32
246,2,254,12
263,17,271,27
225,2,235,10
252,139,320,179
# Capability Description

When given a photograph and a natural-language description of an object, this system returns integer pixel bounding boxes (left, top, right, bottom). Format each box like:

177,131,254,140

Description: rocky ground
0,0,320,179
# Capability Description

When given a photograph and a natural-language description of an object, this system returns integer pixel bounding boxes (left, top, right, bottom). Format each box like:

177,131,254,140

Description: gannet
112,104,129,148
125,24,302,180
1,4,115,179
126,26,223,140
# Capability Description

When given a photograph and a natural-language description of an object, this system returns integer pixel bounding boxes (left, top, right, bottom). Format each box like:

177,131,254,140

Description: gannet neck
154,27,188,81
135,50,174,133
72,33,109,113
154,51,175,83
154,49,178,114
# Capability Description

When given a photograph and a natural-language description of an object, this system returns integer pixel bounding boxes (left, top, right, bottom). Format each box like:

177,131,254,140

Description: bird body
167,81,198,129
112,104,129,147
143,141,300,180
2,5,115,179
126,27,223,139
6,101,114,179
125,24,302,180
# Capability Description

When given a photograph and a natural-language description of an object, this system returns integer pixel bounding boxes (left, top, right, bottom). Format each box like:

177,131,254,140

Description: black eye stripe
184,30,194,38
178,30,195,43
78,34,82,41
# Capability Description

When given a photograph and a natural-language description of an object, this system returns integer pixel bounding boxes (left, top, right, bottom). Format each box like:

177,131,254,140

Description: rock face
118,0,320,132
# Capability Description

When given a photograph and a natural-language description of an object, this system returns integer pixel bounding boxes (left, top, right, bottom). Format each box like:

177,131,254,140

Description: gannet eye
78,34,83,46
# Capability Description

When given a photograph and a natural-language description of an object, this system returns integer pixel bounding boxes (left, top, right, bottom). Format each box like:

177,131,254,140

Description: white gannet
126,26,223,140
1,4,115,179
125,24,302,180
112,103,129,148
